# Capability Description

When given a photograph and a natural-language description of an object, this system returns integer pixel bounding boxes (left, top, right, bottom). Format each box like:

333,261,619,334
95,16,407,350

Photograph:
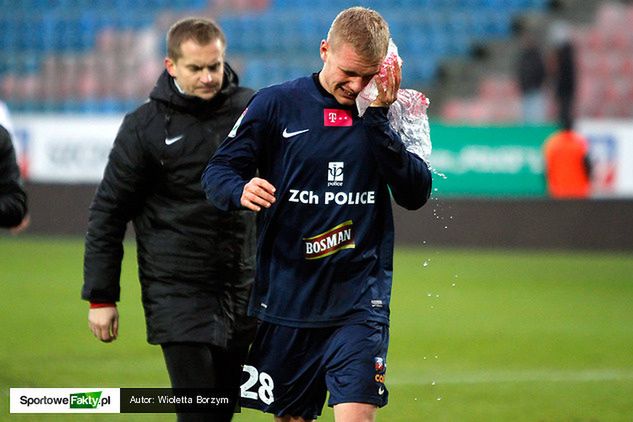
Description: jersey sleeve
362,106,432,210
202,92,275,211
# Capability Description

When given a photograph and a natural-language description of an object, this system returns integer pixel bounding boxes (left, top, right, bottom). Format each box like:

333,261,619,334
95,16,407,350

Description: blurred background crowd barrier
1,0,632,248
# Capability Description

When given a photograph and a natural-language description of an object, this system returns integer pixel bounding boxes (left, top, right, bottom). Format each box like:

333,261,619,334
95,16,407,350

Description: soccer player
82,18,256,421
202,7,432,422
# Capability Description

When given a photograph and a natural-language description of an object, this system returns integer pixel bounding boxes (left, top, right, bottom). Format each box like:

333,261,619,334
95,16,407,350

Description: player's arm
0,126,27,228
82,114,151,335
363,64,432,210
202,95,276,212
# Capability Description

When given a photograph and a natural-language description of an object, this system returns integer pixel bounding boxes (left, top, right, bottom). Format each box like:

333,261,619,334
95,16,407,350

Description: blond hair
166,17,226,61
327,7,390,62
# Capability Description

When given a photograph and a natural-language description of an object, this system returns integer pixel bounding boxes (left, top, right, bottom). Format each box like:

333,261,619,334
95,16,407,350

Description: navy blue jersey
203,74,431,328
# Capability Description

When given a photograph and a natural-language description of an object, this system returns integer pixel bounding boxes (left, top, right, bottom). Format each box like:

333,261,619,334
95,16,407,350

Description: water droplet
436,397,442,401
427,293,432,297
451,283,456,287
431,381,436,386
430,167,447,179
444,225,448,229
434,355,439,359
423,260,429,267
436,294,440,298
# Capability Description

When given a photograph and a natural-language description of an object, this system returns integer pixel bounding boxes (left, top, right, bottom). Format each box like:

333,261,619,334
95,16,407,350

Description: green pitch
1,236,632,421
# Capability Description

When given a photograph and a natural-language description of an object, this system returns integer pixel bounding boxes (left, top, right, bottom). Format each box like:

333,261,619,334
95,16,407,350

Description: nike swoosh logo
282,128,310,138
165,135,184,145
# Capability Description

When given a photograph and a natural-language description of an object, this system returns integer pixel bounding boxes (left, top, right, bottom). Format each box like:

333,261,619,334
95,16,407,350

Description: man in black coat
82,18,255,421
516,29,547,123
549,20,576,128
0,124,27,229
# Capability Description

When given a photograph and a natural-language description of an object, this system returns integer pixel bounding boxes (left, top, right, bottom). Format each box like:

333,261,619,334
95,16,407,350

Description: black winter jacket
0,125,27,228
82,65,256,347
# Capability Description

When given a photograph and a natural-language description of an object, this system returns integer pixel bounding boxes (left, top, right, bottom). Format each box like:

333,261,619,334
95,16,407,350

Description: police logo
327,162,344,186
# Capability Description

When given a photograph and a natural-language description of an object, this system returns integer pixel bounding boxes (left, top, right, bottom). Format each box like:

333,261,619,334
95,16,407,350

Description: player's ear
319,40,329,62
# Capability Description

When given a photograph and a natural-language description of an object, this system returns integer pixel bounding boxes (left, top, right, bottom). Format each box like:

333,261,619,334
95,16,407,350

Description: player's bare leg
333,402,377,422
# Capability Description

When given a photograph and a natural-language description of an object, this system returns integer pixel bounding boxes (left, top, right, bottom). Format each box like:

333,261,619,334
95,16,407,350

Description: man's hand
241,177,276,212
10,214,30,235
88,307,119,342
371,57,402,108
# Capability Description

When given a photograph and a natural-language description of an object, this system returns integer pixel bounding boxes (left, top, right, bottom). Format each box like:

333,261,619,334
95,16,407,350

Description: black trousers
557,94,574,128
161,342,247,422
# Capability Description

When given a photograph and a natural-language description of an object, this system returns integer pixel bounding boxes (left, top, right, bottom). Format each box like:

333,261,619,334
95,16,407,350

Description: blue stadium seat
0,0,548,113
0,53,16,76
79,99,101,114
0,17,18,54
405,54,438,84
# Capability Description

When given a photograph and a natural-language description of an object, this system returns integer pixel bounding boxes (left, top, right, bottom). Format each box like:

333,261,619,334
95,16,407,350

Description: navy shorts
240,320,389,419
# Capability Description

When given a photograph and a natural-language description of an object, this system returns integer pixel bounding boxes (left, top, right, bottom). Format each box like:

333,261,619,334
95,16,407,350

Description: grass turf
1,236,632,421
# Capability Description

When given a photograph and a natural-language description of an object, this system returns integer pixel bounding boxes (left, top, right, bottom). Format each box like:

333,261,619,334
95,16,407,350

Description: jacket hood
149,62,241,115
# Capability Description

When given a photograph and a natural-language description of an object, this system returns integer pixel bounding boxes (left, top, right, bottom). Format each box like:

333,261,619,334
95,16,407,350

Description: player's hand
371,58,401,108
88,307,119,342
10,214,30,235
241,177,276,212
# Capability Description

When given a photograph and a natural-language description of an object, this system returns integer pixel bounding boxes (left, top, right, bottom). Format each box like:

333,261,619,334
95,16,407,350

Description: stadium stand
0,0,550,114
574,2,633,118
440,0,633,123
